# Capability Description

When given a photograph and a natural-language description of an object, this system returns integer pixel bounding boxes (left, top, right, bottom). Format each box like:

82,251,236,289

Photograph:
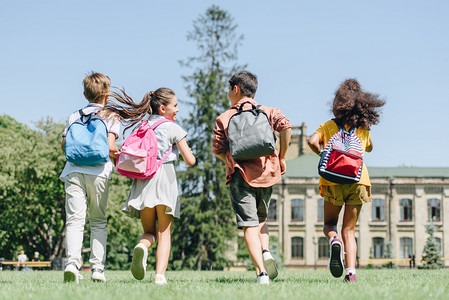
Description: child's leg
341,204,362,269
243,226,266,275
155,205,173,275
86,175,109,270
64,173,88,269
139,207,157,248
323,200,343,239
258,221,269,251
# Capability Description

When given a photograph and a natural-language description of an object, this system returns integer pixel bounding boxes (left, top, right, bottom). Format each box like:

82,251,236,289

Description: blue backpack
65,109,109,166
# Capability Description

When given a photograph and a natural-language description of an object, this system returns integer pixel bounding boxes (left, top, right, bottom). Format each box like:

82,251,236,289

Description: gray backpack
227,101,276,161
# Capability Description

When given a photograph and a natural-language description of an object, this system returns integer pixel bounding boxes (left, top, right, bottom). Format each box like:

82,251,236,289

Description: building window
291,198,304,221
317,198,324,221
291,237,304,259
400,237,413,258
318,237,329,258
427,198,441,221
372,237,384,258
268,199,277,221
372,198,385,221
400,198,413,221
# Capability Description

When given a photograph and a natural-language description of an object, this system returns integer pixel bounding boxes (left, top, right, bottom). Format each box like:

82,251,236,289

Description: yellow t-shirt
315,120,372,187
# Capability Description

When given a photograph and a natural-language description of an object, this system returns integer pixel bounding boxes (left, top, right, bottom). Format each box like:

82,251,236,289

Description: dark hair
332,79,385,129
229,70,258,98
104,87,175,133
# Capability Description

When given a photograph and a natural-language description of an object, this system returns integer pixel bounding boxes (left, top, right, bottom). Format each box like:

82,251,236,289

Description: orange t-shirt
212,98,291,187
315,120,372,187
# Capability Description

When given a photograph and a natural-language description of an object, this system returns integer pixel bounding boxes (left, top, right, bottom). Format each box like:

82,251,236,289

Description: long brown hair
104,87,175,134
332,79,385,129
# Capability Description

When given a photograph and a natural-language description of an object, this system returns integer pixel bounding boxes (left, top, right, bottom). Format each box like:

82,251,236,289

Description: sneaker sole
91,276,106,283
131,247,146,280
64,271,78,283
264,258,278,280
329,242,344,278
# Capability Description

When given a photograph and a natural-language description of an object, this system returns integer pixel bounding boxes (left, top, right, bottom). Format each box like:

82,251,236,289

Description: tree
172,5,245,270
419,225,444,269
0,115,66,260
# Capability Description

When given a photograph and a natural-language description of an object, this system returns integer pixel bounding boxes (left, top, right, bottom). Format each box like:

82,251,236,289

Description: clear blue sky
1,0,448,167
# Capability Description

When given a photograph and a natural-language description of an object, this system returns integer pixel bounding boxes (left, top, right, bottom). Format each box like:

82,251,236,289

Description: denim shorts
229,170,272,229
321,184,372,206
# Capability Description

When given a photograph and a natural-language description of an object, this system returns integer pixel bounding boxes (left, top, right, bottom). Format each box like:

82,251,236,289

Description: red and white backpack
116,119,172,180
318,120,364,184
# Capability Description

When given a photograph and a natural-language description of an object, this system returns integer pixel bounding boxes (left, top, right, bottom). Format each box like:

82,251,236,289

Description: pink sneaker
343,273,356,282
329,237,344,278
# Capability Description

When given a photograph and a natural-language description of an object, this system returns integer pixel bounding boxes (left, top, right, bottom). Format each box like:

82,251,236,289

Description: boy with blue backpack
60,72,120,283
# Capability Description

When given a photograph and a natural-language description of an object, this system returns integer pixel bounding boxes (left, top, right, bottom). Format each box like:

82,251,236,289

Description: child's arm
278,128,291,175
308,132,322,155
108,133,119,163
61,137,66,152
366,137,373,152
177,138,196,167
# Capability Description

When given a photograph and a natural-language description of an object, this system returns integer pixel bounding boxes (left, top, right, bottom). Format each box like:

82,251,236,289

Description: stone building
267,124,449,268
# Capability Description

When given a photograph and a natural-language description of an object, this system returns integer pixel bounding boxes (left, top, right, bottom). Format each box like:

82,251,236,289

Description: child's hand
280,158,286,175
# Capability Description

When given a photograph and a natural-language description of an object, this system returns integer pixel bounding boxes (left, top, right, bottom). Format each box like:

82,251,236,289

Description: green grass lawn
1,269,448,300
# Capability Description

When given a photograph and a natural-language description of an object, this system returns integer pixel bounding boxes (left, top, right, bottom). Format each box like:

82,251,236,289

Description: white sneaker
154,274,168,285
131,243,148,280
257,272,269,285
91,268,107,282
64,264,80,284
263,251,278,280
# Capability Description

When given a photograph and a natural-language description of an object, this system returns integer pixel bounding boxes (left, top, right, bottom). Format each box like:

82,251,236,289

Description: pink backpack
116,119,173,179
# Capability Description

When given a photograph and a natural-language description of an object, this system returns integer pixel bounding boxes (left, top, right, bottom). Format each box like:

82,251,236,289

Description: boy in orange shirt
213,71,291,284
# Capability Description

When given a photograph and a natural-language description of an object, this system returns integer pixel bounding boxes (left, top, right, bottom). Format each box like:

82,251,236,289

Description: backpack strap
148,118,174,166
238,101,257,112
149,118,172,130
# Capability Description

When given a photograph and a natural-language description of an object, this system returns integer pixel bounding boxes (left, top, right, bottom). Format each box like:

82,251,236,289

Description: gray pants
64,173,109,270
230,170,272,229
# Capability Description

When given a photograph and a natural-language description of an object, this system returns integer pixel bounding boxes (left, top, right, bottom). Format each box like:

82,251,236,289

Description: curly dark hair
332,79,385,129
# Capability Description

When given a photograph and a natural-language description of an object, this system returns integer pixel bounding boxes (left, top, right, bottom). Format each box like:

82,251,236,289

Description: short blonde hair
83,72,111,102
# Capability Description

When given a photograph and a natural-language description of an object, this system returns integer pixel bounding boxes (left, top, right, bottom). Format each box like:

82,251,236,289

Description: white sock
154,274,165,278
346,268,356,275
329,236,338,245
136,242,147,248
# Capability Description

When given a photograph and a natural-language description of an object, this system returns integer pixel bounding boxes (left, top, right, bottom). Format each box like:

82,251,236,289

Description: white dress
122,115,187,219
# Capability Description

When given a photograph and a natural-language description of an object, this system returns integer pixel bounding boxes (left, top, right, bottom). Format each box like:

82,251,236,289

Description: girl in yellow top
308,79,385,282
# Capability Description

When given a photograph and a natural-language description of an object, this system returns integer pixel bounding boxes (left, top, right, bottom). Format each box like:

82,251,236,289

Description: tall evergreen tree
420,225,444,269
171,5,245,270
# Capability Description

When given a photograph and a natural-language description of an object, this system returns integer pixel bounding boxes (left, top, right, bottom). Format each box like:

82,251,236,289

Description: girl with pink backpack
105,87,195,285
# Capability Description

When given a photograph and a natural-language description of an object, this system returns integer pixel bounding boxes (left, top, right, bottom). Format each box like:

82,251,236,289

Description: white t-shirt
18,254,27,263
60,103,121,180
146,115,187,163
